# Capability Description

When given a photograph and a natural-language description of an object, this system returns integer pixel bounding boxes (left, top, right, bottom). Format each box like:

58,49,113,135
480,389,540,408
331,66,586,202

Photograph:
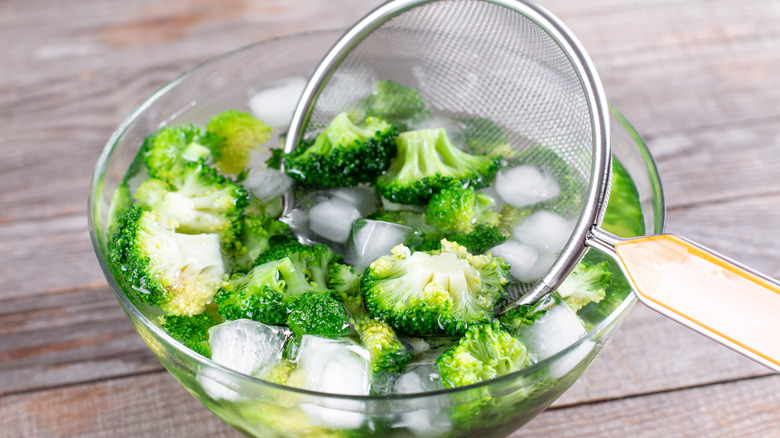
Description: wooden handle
614,234,780,372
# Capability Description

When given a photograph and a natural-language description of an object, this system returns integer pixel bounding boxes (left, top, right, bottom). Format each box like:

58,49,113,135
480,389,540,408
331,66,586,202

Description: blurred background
2,0,780,436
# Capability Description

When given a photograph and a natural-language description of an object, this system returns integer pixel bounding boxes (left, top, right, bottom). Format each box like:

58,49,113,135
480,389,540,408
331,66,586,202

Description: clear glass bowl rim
87,29,666,402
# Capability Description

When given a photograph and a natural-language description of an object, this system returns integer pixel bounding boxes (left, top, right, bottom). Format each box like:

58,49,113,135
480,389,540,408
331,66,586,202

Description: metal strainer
284,0,780,372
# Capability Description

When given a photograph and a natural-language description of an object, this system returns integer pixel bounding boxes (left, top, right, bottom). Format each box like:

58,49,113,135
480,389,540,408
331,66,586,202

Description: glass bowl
88,30,665,437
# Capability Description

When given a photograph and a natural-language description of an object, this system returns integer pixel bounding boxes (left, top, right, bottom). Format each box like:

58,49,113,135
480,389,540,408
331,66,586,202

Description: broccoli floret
352,312,411,375
161,311,223,358
254,241,339,293
458,117,519,160
327,263,411,375
265,147,284,170
286,292,351,338
109,206,225,316
436,321,531,388
557,260,612,312
427,185,500,234
214,259,292,325
447,224,509,255
135,161,248,246
283,112,398,187
232,213,293,273
328,262,363,314
602,157,645,238
375,128,501,205
140,125,215,182
362,239,510,336
216,256,329,324
207,110,272,175
107,181,134,237
499,292,560,335
363,80,429,129
261,359,296,385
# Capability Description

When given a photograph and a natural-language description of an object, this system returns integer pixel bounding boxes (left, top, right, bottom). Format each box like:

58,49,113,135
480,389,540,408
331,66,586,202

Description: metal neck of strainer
284,0,612,307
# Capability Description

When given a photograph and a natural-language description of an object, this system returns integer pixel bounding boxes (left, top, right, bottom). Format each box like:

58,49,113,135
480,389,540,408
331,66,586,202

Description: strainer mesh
302,0,597,296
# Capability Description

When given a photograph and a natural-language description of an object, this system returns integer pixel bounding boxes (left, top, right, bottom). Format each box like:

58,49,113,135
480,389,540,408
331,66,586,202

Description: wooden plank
516,374,780,437
0,215,106,299
0,278,767,406
0,285,161,396
554,304,769,407
549,0,780,136
0,371,240,438
2,0,780,225
2,362,778,438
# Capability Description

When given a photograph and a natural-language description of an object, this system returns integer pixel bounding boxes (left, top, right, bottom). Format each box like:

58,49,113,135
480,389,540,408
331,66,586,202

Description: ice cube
495,165,560,208
393,364,451,436
329,186,379,216
396,363,443,395
514,297,586,362
289,336,371,429
281,208,311,242
345,219,416,271
488,240,540,282
200,320,291,401
512,210,575,253
209,319,290,376
242,167,293,204
308,198,362,243
547,340,595,379
247,76,307,128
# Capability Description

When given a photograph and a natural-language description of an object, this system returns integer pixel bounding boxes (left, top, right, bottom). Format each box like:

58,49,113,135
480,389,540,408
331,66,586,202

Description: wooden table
3,0,779,436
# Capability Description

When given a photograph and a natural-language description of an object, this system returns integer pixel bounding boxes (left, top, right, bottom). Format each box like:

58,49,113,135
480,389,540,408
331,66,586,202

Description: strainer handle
589,228,780,373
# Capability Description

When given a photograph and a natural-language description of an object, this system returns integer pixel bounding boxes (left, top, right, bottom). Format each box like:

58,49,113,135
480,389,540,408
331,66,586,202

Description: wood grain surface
2,0,779,436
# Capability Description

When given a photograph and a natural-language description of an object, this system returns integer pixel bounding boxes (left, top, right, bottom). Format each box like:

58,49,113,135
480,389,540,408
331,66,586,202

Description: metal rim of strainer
283,0,612,306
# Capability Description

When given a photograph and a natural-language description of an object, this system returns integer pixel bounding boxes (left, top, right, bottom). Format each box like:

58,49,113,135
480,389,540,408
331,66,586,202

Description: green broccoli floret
286,292,351,338
427,185,500,234
602,157,645,238
352,313,411,375
447,224,509,255
363,80,429,129
254,241,339,293
557,260,612,312
375,128,501,205
261,359,296,385
283,112,398,187
107,181,134,237
328,262,363,314
216,254,333,324
327,262,412,375
140,125,215,182
458,116,519,160
207,110,272,175
214,259,292,325
265,147,284,170
436,321,531,388
362,239,510,337
232,213,293,273
161,311,223,358
135,161,248,246
109,206,225,316
499,292,560,335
